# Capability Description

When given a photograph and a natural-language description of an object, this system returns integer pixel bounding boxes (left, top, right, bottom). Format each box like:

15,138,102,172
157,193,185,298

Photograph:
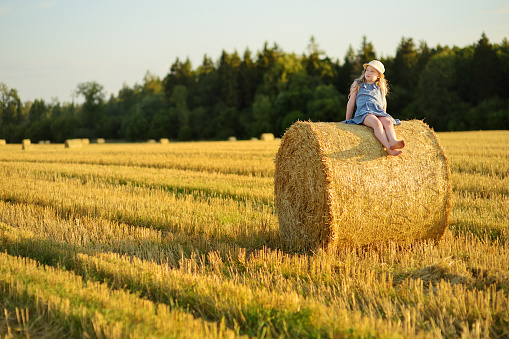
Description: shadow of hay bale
274,120,453,250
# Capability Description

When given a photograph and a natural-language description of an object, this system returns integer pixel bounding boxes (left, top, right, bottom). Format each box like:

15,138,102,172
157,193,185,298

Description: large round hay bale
160,138,170,144
21,139,31,150
228,136,237,142
81,138,90,145
274,120,453,249
0,139,6,145
65,139,83,149
260,133,275,141
96,138,105,144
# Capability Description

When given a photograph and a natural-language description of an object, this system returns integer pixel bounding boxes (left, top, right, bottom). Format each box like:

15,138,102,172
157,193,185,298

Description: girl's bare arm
345,90,357,120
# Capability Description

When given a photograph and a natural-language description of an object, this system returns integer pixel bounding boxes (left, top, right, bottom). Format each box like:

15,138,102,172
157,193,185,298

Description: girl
343,60,405,156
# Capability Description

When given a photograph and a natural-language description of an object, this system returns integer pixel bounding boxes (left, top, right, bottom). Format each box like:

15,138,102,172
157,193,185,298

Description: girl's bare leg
362,114,402,156
379,116,405,150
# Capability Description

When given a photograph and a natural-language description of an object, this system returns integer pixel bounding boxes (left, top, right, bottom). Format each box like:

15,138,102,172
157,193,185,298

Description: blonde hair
348,68,389,98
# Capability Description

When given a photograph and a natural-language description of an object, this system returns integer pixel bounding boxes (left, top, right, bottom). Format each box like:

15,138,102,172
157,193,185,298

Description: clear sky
1,0,508,104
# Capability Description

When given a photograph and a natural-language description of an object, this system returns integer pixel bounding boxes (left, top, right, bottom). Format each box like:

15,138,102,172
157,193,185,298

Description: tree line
1,33,508,143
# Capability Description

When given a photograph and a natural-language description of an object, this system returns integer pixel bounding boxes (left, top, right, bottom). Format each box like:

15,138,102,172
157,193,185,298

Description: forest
1,33,508,143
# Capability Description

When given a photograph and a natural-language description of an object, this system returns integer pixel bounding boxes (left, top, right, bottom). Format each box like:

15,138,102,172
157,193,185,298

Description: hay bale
0,139,6,145
81,138,90,145
65,139,83,149
147,139,156,144
260,133,275,141
274,120,453,249
96,138,105,144
45,140,51,144
21,139,31,150
160,138,170,144
228,136,237,142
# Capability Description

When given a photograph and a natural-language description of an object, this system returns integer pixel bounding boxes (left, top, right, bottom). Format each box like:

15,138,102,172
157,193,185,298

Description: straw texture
274,120,453,249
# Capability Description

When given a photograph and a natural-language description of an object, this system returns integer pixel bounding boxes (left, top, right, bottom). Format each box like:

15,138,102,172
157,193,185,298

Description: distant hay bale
81,138,90,145
65,139,83,149
0,139,6,145
147,139,157,144
96,138,105,144
38,140,45,144
251,137,259,141
45,140,51,144
260,133,275,141
274,120,453,250
21,139,31,150
228,136,237,142
160,138,170,144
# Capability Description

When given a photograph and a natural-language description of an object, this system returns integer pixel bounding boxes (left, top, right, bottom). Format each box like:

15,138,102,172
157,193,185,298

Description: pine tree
471,33,502,104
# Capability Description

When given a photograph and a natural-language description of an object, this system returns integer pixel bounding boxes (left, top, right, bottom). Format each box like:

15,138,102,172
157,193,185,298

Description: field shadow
391,261,508,293
0,225,303,337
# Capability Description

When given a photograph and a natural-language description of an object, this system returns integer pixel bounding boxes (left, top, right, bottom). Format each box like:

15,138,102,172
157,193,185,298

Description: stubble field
0,130,508,338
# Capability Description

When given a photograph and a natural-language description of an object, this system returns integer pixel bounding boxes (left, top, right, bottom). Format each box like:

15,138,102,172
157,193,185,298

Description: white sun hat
363,60,385,74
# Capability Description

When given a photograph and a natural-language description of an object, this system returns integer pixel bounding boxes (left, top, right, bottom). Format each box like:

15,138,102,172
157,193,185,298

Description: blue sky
1,0,508,103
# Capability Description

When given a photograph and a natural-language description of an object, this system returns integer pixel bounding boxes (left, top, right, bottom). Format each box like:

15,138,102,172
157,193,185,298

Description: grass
0,131,508,338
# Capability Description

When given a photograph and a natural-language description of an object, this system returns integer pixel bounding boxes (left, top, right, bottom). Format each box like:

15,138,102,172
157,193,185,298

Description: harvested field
0,131,508,338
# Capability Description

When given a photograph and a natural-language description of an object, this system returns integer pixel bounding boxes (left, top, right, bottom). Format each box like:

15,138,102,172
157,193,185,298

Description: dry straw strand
274,120,453,249
65,139,83,149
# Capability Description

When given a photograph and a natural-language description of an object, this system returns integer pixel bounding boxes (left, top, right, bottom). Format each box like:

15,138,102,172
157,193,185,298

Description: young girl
343,60,405,156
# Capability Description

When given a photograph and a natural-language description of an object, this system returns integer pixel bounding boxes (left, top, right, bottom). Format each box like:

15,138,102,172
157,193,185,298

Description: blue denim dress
344,82,401,125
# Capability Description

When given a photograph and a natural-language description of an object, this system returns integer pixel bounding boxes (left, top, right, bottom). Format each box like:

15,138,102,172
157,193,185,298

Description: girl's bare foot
386,148,402,156
390,140,405,150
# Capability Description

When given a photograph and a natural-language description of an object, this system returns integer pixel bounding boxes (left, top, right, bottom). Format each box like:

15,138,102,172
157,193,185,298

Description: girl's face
364,66,381,84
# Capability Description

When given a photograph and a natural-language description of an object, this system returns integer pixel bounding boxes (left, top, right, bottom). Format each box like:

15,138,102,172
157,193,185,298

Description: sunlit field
0,130,508,338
